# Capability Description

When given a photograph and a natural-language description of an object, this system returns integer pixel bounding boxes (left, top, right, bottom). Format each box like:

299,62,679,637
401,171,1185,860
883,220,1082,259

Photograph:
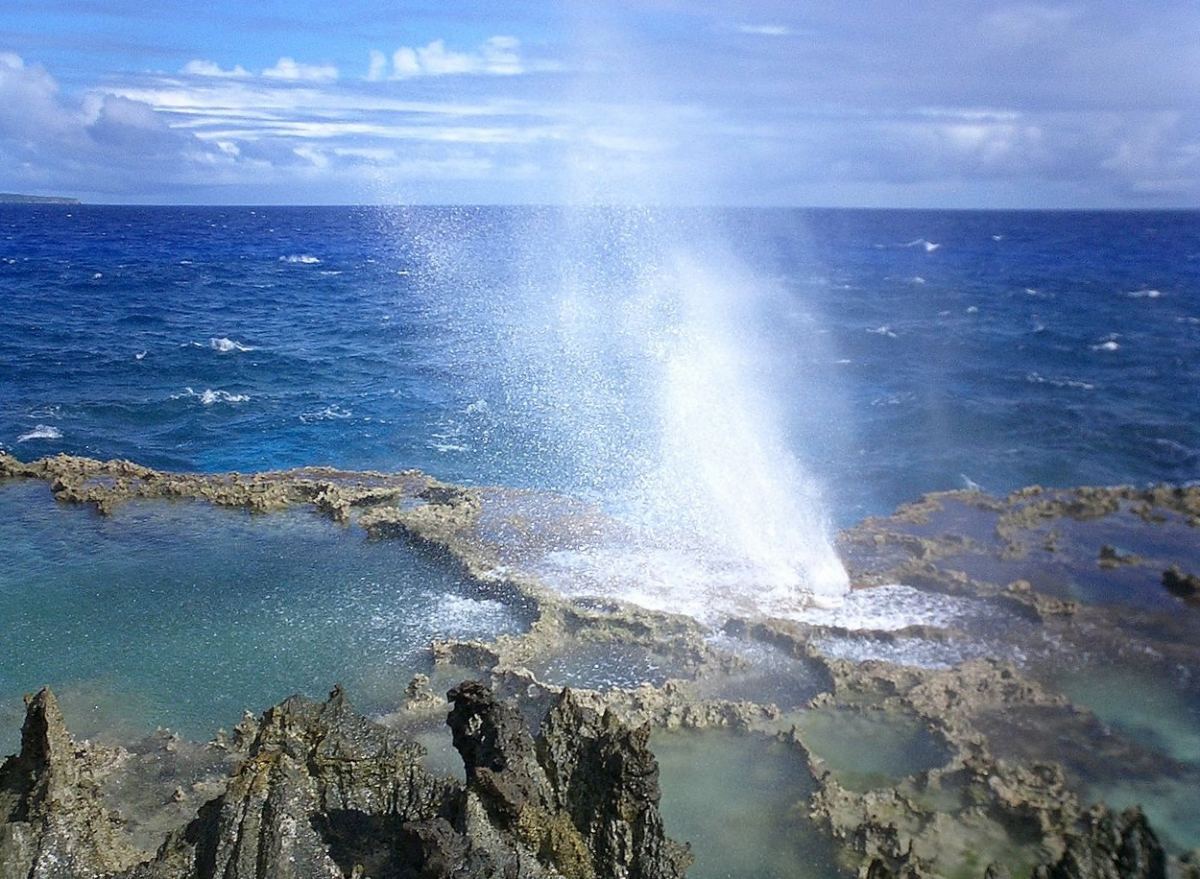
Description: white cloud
262,57,338,82
0,51,240,195
982,4,1082,45
368,36,523,80
367,49,388,82
736,24,793,37
181,59,250,78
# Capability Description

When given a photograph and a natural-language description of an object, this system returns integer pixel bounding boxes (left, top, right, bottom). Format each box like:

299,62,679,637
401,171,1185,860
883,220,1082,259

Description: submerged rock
0,684,687,879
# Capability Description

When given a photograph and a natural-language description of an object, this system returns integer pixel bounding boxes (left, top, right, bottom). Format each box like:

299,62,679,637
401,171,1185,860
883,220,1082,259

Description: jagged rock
447,680,689,879
0,688,144,878
538,689,688,879
2,684,687,879
1035,805,1166,879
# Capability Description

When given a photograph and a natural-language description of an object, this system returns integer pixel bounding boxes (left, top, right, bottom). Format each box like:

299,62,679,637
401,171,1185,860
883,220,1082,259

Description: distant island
0,193,80,204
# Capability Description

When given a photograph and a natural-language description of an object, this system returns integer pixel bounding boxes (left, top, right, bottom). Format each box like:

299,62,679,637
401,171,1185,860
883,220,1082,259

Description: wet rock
1002,580,1079,620
1098,545,1142,569
1035,805,1166,879
1162,566,1200,602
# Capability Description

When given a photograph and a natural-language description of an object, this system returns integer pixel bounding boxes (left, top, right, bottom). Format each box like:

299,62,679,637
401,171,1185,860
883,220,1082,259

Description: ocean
1,205,1198,739
3,205,1197,521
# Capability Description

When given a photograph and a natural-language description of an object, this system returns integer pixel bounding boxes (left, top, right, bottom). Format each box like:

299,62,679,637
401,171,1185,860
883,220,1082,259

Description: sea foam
280,254,321,265
178,387,250,406
210,337,255,353
17,425,62,443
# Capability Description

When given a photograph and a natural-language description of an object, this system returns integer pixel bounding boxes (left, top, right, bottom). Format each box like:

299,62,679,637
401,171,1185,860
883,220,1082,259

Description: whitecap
465,399,490,415
1026,372,1094,391
319,270,343,276
1154,438,1198,460
1126,289,1162,299
875,238,940,252
903,238,941,252
299,405,352,423
135,350,147,360
909,276,927,285
960,474,983,491
17,425,62,443
867,325,897,338
209,337,255,353
430,442,470,453
91,272,103,280
279,254,321,265
966,305,979,314
1090,335,1120,352
178,387,250,406
992,234,1004,241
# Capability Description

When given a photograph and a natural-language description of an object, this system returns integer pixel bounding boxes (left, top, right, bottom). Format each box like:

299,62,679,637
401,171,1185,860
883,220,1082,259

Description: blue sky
1,0,1198,206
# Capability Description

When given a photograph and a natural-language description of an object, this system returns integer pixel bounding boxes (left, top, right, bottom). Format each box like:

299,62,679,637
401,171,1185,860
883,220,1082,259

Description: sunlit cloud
736,24,794,37
262,57,339,82
367,36,523,80
181,59,250,78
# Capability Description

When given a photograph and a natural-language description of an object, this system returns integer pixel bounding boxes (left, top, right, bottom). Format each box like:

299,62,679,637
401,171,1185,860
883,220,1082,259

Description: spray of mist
385,11,851,619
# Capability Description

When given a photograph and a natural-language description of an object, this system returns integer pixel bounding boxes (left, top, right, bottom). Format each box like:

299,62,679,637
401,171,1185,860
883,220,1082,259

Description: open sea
1,205,1198,740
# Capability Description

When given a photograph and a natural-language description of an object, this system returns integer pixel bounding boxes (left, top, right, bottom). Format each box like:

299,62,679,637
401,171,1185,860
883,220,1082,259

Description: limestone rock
1035,805,1166,879
0,688,144,878
2,683,688,879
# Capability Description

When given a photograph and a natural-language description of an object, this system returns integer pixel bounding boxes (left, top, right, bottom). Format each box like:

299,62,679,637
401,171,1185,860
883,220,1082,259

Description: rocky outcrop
447,681,689,879
1035,806,1166,879
0,684,687,879
0,688,144,878
1162,566,1199,602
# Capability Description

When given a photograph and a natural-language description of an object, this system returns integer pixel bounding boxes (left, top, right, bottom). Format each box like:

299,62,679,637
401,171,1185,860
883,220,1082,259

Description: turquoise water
796,708,951,792
0,482,531,746
653,729,843,879
1054,667,1200,852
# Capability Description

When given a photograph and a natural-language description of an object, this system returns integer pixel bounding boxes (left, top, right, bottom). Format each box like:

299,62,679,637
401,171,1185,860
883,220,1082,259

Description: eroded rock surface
0,689,143,878
0,684,686,879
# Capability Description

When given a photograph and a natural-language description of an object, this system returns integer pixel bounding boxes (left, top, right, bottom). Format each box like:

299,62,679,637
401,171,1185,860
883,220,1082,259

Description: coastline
1,452,1199,876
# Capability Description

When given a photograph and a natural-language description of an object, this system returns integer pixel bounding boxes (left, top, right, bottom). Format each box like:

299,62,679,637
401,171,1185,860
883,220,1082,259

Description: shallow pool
0,481,532,747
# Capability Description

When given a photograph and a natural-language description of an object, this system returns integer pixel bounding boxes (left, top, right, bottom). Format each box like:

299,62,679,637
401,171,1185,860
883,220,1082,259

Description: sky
1,0,1198,207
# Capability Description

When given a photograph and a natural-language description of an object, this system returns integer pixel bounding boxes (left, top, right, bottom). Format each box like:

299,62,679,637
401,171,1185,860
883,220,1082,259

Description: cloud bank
1,1,1198,206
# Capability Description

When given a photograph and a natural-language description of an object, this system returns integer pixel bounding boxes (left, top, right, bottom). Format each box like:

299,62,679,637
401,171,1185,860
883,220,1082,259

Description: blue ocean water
2,205,1199,743
2,205,1197,523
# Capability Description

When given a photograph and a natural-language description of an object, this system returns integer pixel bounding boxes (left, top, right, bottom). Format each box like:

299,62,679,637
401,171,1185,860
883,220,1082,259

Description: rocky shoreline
1,453,1199,878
